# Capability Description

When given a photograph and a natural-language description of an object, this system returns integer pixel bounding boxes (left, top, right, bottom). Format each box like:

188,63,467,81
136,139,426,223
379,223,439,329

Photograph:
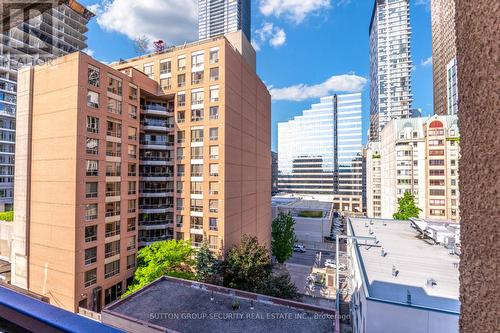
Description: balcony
140,140,174,150
141,104,169,116
140,203,173,214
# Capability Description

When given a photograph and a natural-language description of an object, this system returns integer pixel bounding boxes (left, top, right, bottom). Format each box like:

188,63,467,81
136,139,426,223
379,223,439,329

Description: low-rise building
347,217,459,333
102,276,339,333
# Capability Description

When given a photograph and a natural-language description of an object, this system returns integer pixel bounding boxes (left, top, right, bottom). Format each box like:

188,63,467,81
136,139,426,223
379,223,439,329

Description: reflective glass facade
278,93,362,196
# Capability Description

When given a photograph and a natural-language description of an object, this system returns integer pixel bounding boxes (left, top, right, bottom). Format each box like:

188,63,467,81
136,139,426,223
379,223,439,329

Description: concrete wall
455,1,500,332
0,222,12,260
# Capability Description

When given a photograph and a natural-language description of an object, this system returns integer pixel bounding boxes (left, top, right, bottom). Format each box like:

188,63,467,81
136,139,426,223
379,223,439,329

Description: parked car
293,244,306,253
325,259,347,270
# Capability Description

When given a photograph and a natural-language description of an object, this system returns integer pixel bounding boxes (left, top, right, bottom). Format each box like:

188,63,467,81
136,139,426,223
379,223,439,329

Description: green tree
271,212,297,263
393,192,421,220
195,242,220,284
222,235,272,291
256,273,300,300
124,240,194,296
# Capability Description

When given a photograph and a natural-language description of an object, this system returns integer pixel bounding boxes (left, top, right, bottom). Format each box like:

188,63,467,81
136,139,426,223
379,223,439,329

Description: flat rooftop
272,196,332,212
103,277,337,333
349,218,460,314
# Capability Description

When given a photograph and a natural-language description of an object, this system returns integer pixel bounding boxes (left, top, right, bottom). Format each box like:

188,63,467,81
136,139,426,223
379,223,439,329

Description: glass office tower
278,93,363,204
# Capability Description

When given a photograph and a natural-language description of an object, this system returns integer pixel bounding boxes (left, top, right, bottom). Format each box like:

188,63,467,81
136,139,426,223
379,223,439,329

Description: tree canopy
393,192,421,220
124,240,194,296
271,212,297,263
195,241,220,284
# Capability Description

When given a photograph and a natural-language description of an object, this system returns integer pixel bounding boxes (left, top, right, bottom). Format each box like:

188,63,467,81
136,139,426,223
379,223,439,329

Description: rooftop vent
407,290,412,304
381,247,387,257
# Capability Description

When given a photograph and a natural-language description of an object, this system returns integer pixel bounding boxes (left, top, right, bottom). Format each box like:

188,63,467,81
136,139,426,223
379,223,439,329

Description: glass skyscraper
278,93,363,202
198,0,251,41
369,0,412,141
0,2,93,210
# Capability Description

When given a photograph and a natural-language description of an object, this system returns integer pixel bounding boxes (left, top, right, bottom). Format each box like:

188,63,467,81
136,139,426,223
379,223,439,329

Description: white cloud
82,48,95,57
253,22,286,51
94,0,198,46
421,56,432,67
269,74,367,101
259,0,331,24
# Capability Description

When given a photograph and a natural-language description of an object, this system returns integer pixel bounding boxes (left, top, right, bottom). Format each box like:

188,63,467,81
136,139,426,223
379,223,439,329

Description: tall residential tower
369,0,412,141
198,0,251,41
431,0,458,115
0,1,93,211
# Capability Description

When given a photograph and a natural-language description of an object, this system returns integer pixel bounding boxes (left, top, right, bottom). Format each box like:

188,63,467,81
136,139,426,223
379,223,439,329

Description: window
127,236,136,251
105,201,121,217
177,111,185,123
107,76,122,95
176,147,185,160
105,240,120,258
191,53,204,68
176,215,183,227
160,60,171,74
191,108,203,122
127,217,136,232
191,199,203,212
85,204,98,221
209,106,219,120
128,181,136,195
210,67,219,81
105,221,120,237
144,64,153,78
85,182,98,198
87,91,99,108
128,127,137,141
84,268,97,288
191,146,203,159
191,129,204,142
191,164,203,177
86,138,99,155
128,199,136,213
104,282,122,305
177,130,185,144
87,116,99,133
210,86,219,102
429,199,445,206
108,98,122,115
128,145,137,159
177,164,185,176
160,77,171,89
129,105,138,119
177,74,186,88
429,169,445,176
106,141,121,157
107,120,122,138
429,149,444,156
176,198,184,211
209,217,218,231
209,182,219,195
85,225,97,243
209,127,218,140
190,216,203,229
429,159,445,166
85,247,97,265
451,179,457,186
104,260,120,279
209,146,219,159
191,90,204,105
176,181,184,194
210,49,219,64
178,56,186,71
430,189,445,196
190,182,203,194
86,160,98,176
105,182,121,197
177,93,186,107
430,209,445,216
129,86,137,101
209,164,219,177
88,65,100,87
106,161,121,177
191,71,203,85
127,254,136,270
209,235,218,249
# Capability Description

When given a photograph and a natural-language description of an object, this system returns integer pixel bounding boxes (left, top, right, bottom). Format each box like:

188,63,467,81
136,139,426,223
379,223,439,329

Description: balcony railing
191,207,203,212
105,229,120,238
105,210,120,217
190,224,203,229
139,204,173,210
104,249,120,259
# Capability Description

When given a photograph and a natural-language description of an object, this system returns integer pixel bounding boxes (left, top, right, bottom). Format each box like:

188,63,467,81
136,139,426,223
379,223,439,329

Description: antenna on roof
406,290,412,304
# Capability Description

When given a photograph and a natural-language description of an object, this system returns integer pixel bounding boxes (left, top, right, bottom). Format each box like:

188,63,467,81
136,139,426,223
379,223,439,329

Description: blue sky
79,0,433,150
